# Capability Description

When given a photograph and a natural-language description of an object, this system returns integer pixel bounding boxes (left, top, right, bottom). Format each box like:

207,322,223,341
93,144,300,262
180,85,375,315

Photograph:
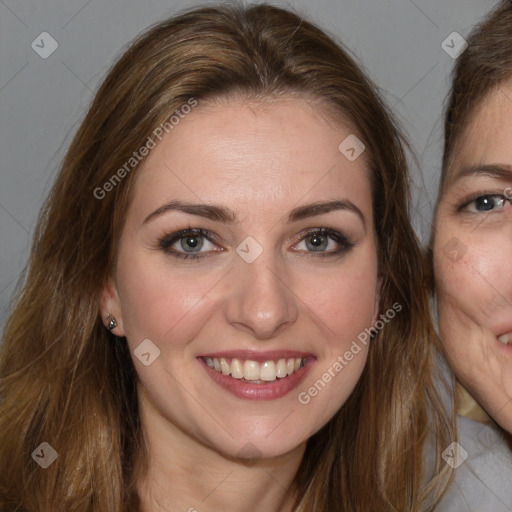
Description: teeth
260,361,276,381
276,359,288,378
205,356,306,381
498,334,510,345
220,357,230,375
243,360,260,380
231,358,243,378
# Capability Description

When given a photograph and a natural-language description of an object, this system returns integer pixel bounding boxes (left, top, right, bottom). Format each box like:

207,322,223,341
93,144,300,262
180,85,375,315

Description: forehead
454,83,512,168
128,97,373,221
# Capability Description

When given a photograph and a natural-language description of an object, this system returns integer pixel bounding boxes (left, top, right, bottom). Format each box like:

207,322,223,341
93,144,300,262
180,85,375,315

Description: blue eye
159,228,221,259
293,228,353,255
159,227,353,261
463,194,509,213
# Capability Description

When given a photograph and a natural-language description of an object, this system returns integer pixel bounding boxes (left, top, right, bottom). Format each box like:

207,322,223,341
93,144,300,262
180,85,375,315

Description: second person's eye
463,194,510,213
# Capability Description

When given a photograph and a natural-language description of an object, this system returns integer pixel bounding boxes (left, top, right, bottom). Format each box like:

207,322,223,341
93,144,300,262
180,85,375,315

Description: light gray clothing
435,415,512,511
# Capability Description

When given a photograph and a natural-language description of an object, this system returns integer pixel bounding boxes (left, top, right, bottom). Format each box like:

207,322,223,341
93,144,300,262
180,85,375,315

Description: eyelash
159,228,217,260
158,227,353,260
457,191,512,213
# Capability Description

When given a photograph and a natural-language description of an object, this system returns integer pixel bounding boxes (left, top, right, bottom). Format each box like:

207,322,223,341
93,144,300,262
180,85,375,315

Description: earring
106,313,117,331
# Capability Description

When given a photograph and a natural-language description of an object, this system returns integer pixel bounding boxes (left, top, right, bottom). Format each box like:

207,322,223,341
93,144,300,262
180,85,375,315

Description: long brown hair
0,3,453,511
429,0,512,438
440,0,512,194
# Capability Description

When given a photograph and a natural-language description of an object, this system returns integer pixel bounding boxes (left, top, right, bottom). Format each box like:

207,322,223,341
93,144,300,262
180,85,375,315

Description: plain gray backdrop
0,0,498,332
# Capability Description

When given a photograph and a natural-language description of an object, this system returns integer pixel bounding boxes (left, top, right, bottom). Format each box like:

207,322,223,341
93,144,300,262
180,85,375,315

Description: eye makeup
157,226,355,260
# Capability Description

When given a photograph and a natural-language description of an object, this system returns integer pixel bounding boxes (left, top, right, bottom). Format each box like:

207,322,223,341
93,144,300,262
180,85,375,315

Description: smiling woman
0,3,453,512
429,1,512,509
432,0,512,437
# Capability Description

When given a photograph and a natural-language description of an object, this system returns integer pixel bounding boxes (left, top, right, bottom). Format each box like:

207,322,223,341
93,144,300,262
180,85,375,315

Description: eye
159,228,222,259
159,227,353,260
293,228,353,255
462,194,509,213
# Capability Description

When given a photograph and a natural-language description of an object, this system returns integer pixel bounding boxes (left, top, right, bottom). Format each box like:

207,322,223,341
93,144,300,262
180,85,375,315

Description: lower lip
198,358,314,400
496,338,512,354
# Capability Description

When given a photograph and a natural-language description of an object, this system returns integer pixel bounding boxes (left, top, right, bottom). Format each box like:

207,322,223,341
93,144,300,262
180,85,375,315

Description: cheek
292,254,379,368
293,264,375,424
302,270,377,339
435,229,512,324
115,254,227,348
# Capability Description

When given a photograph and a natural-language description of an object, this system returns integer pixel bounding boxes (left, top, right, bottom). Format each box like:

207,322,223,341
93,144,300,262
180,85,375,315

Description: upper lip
495,322,512,339
198,350,314,362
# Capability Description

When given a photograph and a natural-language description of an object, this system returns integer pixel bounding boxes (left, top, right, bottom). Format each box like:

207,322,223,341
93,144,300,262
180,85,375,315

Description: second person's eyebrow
452,163,512,183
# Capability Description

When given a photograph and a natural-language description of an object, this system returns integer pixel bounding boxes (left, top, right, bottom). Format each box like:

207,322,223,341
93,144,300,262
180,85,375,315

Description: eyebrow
143,199,366,227
452,164,512,184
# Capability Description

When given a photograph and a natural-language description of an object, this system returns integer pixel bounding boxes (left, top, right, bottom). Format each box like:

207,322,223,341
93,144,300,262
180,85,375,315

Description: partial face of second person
102,96,380,464
434,82,512,433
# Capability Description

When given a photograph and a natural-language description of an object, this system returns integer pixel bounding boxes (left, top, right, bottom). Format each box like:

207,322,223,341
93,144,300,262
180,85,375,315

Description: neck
135,386,305,512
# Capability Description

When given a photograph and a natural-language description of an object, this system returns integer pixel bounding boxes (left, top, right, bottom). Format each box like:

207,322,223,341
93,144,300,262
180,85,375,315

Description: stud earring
105,313,117,331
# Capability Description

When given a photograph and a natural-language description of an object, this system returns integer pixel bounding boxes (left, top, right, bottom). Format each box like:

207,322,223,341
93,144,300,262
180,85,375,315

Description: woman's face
433,84,512,433
103,97,380,461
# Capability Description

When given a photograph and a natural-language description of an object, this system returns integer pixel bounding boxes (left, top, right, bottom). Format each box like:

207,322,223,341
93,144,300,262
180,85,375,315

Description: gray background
0,0,498,331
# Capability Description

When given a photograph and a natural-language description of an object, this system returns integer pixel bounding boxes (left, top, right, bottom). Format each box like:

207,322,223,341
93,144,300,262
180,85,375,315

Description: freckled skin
434,85,512,433
101,98,380,511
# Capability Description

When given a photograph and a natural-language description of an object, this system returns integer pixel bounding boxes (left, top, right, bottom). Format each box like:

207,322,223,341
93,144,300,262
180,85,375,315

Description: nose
224,253,299,340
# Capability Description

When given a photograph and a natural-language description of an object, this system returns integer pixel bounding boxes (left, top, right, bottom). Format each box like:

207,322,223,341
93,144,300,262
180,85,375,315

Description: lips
198,350,314,400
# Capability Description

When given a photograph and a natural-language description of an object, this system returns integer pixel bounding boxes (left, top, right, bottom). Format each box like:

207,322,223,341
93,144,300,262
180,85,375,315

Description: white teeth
231,358,244,378
276,358,288,378
220,357,230,375
243,360,260,381
205,356,306,381
498,334,510,345
260,361,276,381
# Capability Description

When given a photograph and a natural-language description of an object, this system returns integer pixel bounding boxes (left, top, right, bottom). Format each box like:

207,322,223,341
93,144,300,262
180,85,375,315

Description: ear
99,276,125,336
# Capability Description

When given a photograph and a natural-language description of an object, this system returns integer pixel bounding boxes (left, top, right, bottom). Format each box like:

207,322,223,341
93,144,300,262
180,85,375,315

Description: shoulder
434,416,512,511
